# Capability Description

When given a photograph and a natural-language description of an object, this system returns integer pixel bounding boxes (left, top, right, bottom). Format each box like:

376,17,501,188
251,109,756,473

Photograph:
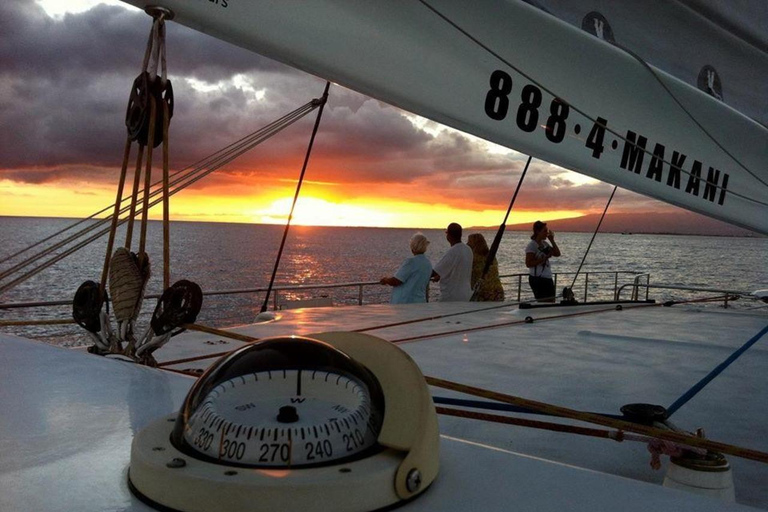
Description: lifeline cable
569,185,617,291
260,82,331,314
471,155,532,301
666,323,768,417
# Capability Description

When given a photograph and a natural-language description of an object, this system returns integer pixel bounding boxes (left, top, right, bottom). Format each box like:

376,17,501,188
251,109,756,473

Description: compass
175,337,384,468
129,332,439,512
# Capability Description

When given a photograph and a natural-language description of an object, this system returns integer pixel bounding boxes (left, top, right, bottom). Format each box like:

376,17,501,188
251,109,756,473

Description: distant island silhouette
471,211,760,237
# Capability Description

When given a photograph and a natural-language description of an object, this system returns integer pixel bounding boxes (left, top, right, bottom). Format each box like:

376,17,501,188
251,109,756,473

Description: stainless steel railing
499,271,649,303
0,280,384,311
1,271,652,311
616,283,752,308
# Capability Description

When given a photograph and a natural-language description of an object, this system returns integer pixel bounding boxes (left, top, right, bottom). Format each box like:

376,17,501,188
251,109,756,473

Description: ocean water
1,216,766,346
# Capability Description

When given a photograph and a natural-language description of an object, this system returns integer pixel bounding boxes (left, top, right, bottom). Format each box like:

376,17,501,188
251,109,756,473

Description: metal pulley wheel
72,280,103,333
150,279,203,335
125,71,174,148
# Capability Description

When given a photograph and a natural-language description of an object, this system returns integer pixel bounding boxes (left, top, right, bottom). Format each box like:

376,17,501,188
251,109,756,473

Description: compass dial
172,336,385,468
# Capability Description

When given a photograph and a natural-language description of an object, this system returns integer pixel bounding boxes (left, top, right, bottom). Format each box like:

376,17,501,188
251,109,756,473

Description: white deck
1,301,767,510
160,301,768,508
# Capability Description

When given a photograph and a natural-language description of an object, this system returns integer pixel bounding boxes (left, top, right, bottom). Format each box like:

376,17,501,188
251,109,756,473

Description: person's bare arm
548,231,561,257
380,276,403,287
431,270,440,282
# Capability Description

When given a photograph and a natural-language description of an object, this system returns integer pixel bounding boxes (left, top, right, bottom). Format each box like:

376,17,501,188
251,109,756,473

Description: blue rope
667,323,768,417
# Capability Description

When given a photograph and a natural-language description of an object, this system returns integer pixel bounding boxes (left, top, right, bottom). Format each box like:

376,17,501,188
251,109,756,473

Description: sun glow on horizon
252,197,396,227
248,196,584,229
0,180,586,229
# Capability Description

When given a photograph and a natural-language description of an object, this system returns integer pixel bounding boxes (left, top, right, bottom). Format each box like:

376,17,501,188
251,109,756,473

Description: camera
539,244,552,256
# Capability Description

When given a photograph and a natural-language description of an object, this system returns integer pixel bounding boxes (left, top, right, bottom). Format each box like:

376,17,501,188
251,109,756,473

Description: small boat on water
1,1,767,511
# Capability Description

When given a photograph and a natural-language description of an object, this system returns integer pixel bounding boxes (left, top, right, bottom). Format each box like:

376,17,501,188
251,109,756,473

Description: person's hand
380,277,388,285
547,230,555,242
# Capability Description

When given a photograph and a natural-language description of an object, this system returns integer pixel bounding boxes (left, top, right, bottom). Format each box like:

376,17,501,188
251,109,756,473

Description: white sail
524,0,768,129
120,0,768,234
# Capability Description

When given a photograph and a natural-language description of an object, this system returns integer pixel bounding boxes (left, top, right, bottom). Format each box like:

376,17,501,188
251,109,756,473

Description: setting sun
247,196,584,229
252,197,396,227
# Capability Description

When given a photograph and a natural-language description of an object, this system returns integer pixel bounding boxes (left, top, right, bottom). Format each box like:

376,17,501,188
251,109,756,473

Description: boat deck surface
1,301,767,510
158,301,768,509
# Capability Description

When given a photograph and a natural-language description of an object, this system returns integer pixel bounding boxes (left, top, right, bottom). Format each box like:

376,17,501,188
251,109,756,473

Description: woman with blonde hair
467,233,504,301
380,233,433,304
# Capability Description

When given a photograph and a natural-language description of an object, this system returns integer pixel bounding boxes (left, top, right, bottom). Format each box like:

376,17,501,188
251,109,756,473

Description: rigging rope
416,0,768,208
470,155,532,302
152,314,768,465
162,67,171,290
159,301,649,369
0,101,320,295
666,323,768,417
0,205,115,266
100,140,133,299
568,185,618,292
260,81,331,314
138,89,157,259
436,407,627,442
425,375,768,464
433,396,621,419
124,145,146,249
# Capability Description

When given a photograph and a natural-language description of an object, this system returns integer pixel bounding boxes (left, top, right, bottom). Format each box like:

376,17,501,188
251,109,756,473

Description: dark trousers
529,275,555,301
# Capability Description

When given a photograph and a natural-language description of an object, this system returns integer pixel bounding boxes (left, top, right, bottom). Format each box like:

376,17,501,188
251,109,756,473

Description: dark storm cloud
0,2,286,81
0,0,626,215
0,1,304,171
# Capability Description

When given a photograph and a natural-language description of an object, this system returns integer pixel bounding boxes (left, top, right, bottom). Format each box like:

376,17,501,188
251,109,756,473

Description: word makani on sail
118,0,768,235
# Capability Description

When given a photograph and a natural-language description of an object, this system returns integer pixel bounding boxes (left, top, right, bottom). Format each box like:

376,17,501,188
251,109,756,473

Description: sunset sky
0,0,676,229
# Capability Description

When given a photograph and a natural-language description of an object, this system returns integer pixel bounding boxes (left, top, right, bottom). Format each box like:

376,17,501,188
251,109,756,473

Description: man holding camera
525,220,561,302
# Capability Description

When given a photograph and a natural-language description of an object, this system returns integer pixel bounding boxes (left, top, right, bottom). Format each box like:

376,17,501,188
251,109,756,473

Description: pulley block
125,71,174,148
72,280,103,333
150,279,203,335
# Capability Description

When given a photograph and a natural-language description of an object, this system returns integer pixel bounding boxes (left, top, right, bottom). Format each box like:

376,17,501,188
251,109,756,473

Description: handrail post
358,284,363,306
584,272,589,303
273,290,279,310
724,294,729,309
614,272,618,301
517,275,522,302
646,274,650,301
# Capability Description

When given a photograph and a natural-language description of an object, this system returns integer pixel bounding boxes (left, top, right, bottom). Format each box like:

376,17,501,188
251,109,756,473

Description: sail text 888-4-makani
483,70,730,207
